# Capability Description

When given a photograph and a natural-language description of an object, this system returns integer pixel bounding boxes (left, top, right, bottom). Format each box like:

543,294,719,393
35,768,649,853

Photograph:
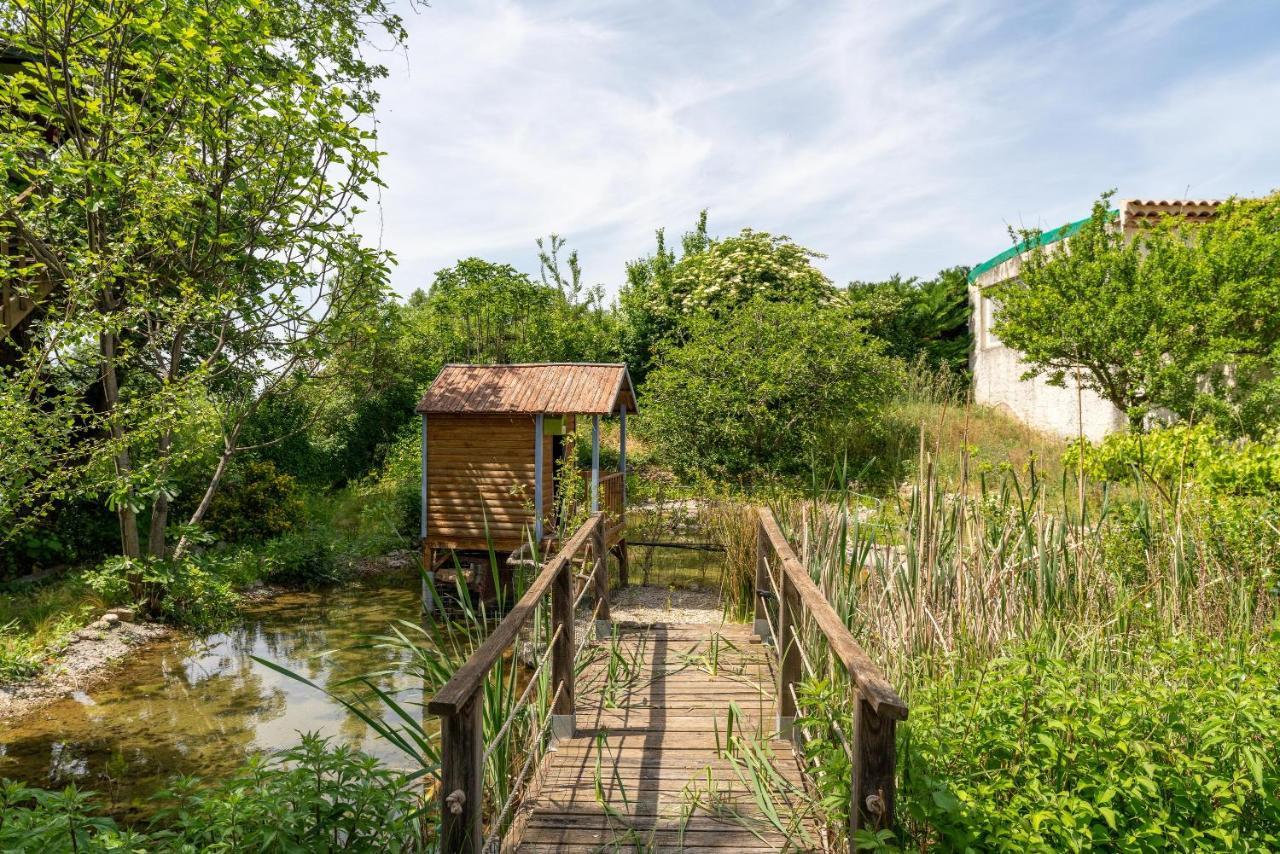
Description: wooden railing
428,512,609,853
579,469,626,545
754,507,909,843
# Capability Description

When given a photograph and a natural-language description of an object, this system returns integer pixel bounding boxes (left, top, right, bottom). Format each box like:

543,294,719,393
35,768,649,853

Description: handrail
756,509,907,719
429,512,608,853
755,506,908,843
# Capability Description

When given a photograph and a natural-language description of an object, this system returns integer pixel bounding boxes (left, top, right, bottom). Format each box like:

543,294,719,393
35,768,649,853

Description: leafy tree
642,298,900,481
265,246,622,490
0,0,400,570
619,212,710,384
994,192,1280,433
620,214,836,383
845,265,972,375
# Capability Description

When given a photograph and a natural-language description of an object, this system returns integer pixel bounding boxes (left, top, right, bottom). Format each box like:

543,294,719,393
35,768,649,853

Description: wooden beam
756,509,907,720
776,572,799,741
592,515,609,638
439,692,482,852
420,414,434,614
534,414,544,542
619,406,627,508
427,514,600,715
551,522,577,740
851,696,897,839
591,415,600,513
754,520,770,638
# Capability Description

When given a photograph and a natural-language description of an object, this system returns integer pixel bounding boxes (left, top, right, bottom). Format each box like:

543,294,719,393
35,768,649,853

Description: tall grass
777,449,1275,689
737,426,1279,847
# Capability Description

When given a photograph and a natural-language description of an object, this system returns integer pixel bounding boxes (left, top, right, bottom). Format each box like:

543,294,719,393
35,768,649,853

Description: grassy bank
0,471,417,686
746,400,1280,849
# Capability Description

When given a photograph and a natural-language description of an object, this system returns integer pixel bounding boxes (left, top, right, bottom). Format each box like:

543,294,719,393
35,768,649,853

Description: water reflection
0,572,424,822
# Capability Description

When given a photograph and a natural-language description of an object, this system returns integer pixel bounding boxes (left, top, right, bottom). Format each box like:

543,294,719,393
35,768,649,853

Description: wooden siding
425,414,554,552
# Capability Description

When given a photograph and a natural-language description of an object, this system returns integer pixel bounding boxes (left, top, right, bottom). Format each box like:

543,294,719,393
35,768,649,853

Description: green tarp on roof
968,210,1118,283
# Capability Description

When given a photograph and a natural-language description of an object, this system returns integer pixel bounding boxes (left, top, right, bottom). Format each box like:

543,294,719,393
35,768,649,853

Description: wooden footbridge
428,509,908,853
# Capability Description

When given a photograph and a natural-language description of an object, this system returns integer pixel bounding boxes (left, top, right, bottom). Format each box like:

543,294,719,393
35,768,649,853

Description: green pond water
0,572,426,822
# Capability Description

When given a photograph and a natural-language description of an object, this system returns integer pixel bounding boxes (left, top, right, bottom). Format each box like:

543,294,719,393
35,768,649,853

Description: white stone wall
969,257,1127,442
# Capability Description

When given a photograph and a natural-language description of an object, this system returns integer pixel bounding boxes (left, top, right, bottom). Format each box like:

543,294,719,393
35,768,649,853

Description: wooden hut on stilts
415,363,636,610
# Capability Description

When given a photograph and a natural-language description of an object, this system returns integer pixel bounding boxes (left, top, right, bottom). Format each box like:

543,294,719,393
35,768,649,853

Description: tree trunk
100,329,142,561
173,434,238,560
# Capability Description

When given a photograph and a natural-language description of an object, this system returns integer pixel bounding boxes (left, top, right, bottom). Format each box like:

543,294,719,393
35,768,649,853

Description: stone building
968,199,1220,442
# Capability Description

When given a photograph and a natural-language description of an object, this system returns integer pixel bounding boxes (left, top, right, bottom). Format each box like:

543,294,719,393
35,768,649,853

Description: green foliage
642,298,900,481
897,636,1280,852
253,528,346,587
620,214,708,384
85,555,238,630
0,500,118,581
205,460,305,543
620,214,836,381
0,735,420,852
994,192,1280,434
1066,421,1280,495
0,620,43,683
1,0,401,561
667,228,835,319
844,267,972,376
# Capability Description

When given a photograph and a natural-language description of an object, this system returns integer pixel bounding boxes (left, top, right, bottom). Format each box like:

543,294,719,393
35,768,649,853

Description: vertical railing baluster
776,571,800,741
851,696,897,841
551,554,575,741
754,520,769,638
592,515,610,639
440,692,482,852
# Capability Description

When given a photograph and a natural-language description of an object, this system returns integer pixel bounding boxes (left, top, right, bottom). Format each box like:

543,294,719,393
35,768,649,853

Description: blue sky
363,0,1280,298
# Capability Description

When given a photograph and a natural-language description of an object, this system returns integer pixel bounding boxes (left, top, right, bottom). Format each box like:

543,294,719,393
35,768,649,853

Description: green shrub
0,620,42,683
1066,422,1280,495
205,459,305,543
84,555,239,630
893,634,1280,851
0,734,421,851
256,527,346,586
642,297,901,482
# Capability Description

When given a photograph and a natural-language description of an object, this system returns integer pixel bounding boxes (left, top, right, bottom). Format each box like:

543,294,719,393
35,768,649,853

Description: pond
0,571,426,823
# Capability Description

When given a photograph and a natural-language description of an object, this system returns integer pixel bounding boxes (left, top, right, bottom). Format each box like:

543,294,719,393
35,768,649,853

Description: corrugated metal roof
416,363,638,415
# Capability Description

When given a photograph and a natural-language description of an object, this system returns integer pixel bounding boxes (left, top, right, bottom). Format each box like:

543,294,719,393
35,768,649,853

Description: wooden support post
776,573,800,741
551,555,575,741
592,516,610,639
618,406,627,508
754,520,769,638
420,414,435,615
616,540,628,588
590,415,600,513
534,414,544,543
439,692,482,852
851,695,897,841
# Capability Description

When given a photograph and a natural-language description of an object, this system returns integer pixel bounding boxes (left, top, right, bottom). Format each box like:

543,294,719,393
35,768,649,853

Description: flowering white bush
659,229,834,320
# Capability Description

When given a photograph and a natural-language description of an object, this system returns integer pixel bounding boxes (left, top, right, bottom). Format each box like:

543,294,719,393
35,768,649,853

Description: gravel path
606,584,726,625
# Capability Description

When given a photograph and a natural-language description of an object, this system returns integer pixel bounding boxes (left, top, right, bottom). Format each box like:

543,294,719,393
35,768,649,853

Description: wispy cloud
362,0,1280,295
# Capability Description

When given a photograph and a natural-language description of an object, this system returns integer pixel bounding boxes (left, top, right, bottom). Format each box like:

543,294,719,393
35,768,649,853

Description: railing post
754,518,769,638
440,692,482,853
776,572,800,742
592,515,610,639
551,553,576,741
851,695,897,842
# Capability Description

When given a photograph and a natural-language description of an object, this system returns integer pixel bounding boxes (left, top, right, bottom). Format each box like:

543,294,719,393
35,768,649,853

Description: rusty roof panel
416,363,639,416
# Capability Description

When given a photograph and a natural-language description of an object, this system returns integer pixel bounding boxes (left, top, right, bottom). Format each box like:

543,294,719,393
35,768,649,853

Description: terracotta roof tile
1122,199,1222,223
416,363,638,416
